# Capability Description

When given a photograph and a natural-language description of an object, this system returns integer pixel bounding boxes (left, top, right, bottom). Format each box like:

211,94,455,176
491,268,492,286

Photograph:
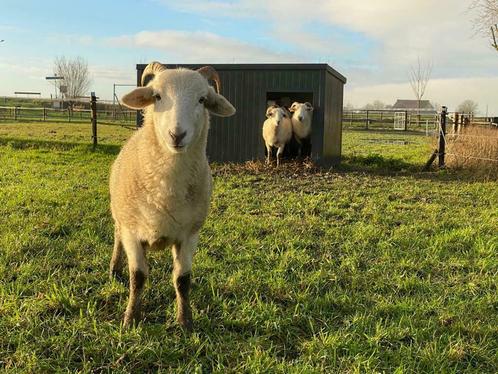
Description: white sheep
262,105,292,166
290,101,314,157
109,62,236,329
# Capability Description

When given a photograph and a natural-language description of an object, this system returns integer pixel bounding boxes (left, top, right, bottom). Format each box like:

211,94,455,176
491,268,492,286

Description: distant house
392,99,436,113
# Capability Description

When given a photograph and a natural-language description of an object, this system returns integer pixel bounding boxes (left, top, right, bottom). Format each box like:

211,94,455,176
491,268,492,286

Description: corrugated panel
321,71,343,164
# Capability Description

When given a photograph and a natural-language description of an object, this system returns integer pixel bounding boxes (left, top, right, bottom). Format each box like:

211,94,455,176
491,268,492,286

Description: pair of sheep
262,102,314,166
110,62,236,329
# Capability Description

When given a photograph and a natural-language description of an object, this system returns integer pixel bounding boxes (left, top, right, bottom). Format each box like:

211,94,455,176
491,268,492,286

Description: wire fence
0,105,136,124
435,111,498,166
438,122,498,162
342,109,439,133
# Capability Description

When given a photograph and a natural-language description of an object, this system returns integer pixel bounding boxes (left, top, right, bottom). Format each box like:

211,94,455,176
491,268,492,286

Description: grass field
0,121,497,372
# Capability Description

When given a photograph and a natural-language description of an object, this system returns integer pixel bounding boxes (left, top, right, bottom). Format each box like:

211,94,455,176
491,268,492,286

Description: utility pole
45,75,64,101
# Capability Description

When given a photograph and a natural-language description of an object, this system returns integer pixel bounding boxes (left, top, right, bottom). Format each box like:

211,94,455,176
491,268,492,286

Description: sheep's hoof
177,309,193,332
178,317,193,332
123,310,141,328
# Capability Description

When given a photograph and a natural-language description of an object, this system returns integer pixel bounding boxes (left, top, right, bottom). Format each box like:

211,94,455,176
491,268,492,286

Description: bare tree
344,102,355,111
470,0,498,51
409,58,432,124
363,100,386,110
457,99,479,114
53,56,91,104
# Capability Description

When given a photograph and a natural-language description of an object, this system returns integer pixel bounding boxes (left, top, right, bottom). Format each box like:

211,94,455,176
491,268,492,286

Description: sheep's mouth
169,144,187,153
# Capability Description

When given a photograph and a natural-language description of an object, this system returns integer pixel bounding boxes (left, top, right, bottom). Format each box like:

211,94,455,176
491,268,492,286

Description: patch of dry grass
445,126,498,178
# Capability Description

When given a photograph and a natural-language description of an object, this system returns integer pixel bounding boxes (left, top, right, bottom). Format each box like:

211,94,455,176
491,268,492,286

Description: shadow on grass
2,137,493,182
344,127,429,136
212,156,495,183
0,137,121,155
339,154,418,173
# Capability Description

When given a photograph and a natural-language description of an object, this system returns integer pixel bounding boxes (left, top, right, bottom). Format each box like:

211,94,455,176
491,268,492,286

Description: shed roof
392,99,434,110
136,63,347,84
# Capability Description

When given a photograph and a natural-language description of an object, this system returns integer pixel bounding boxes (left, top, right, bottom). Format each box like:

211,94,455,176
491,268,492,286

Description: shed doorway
265,92,314,159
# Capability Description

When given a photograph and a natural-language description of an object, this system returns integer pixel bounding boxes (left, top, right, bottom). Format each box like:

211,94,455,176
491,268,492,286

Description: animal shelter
135,63,346,165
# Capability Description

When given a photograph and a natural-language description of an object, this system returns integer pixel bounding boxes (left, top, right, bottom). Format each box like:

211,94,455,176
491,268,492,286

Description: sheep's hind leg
172,233,198,331
110,226,126,282
266,144,272,165
122,230,148,327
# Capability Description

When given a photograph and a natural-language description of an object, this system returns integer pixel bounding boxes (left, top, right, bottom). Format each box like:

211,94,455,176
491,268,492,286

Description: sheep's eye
199,96,206,104
283,114,287,118
154,94,161,101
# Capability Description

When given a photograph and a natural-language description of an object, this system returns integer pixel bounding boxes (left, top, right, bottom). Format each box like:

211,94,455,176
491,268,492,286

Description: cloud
0,24,27,33
106,30,300,63
46,34,95,46
89,65,134,82
0,57,51,80
160,1,498,79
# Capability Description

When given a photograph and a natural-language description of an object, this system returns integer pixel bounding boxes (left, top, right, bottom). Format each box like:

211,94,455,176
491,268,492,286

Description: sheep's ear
290,102,298,112
305,102,314,111
205,87,236,117
265,107,273,118
121,87,155,109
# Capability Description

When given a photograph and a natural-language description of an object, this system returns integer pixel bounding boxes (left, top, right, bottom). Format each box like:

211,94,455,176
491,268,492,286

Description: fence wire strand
438,121,498,163
446,133,498,140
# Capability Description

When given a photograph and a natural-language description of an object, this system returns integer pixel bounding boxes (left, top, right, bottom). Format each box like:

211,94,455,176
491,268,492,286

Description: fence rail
0,105,136,123
342,109,439,132
342,109,497,134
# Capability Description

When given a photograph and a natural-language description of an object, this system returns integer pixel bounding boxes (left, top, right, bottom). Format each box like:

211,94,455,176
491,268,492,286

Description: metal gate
394,112,406,130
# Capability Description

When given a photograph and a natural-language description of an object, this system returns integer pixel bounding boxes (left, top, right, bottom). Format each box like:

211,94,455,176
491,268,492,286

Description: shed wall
322,70,344,164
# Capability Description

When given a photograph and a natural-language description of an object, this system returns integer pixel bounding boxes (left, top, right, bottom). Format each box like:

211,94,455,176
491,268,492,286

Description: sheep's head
290,102,314,122
265,105,289,127
122,62,236,153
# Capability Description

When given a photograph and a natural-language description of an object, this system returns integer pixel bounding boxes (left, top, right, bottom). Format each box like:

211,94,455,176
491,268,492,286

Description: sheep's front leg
110,226,125,281
266,144,272,165
172,233,198,331
276,145,284,167
297,139,303,159
122,230,148,327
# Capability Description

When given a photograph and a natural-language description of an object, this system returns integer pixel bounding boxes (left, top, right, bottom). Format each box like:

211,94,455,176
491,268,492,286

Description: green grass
0,122,497,372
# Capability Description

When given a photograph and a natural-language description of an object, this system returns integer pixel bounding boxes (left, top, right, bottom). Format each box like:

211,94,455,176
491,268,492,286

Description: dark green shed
135,63,346,166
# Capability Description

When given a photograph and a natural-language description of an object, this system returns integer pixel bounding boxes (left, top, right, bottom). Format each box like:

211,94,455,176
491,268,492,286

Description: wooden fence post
91,92,97,148
404,111,408,131
366,110,369,130
438,106,447,167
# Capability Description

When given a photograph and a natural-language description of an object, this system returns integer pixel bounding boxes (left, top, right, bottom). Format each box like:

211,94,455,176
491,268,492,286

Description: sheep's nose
298,116,303,122
168,130,187,147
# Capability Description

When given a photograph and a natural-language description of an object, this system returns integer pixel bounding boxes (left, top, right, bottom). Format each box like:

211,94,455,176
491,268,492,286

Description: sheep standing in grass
262,105,292,166
290,102,314,157
109,62,236,329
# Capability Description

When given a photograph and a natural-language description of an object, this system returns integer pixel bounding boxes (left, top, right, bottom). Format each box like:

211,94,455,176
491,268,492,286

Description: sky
1,0,497,114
